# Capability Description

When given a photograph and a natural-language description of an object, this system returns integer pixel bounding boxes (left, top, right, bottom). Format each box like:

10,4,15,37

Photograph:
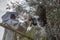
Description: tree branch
0,23,34,40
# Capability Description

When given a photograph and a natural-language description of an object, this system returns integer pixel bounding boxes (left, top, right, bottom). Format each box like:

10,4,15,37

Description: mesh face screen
10,14,16,19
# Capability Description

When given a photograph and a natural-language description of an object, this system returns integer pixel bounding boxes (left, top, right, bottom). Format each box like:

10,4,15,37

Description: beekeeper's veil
2,11,19,29
2,11,19,23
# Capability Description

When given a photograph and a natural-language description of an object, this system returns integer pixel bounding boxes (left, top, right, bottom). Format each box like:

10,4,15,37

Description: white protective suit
2,11,19,40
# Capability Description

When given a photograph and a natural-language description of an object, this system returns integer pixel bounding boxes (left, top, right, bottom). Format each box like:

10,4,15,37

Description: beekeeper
2,11,19,40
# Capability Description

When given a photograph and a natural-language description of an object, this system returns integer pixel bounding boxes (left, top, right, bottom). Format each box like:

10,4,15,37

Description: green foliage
46,4,60,40
16,6,23,13
19,26,36,40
